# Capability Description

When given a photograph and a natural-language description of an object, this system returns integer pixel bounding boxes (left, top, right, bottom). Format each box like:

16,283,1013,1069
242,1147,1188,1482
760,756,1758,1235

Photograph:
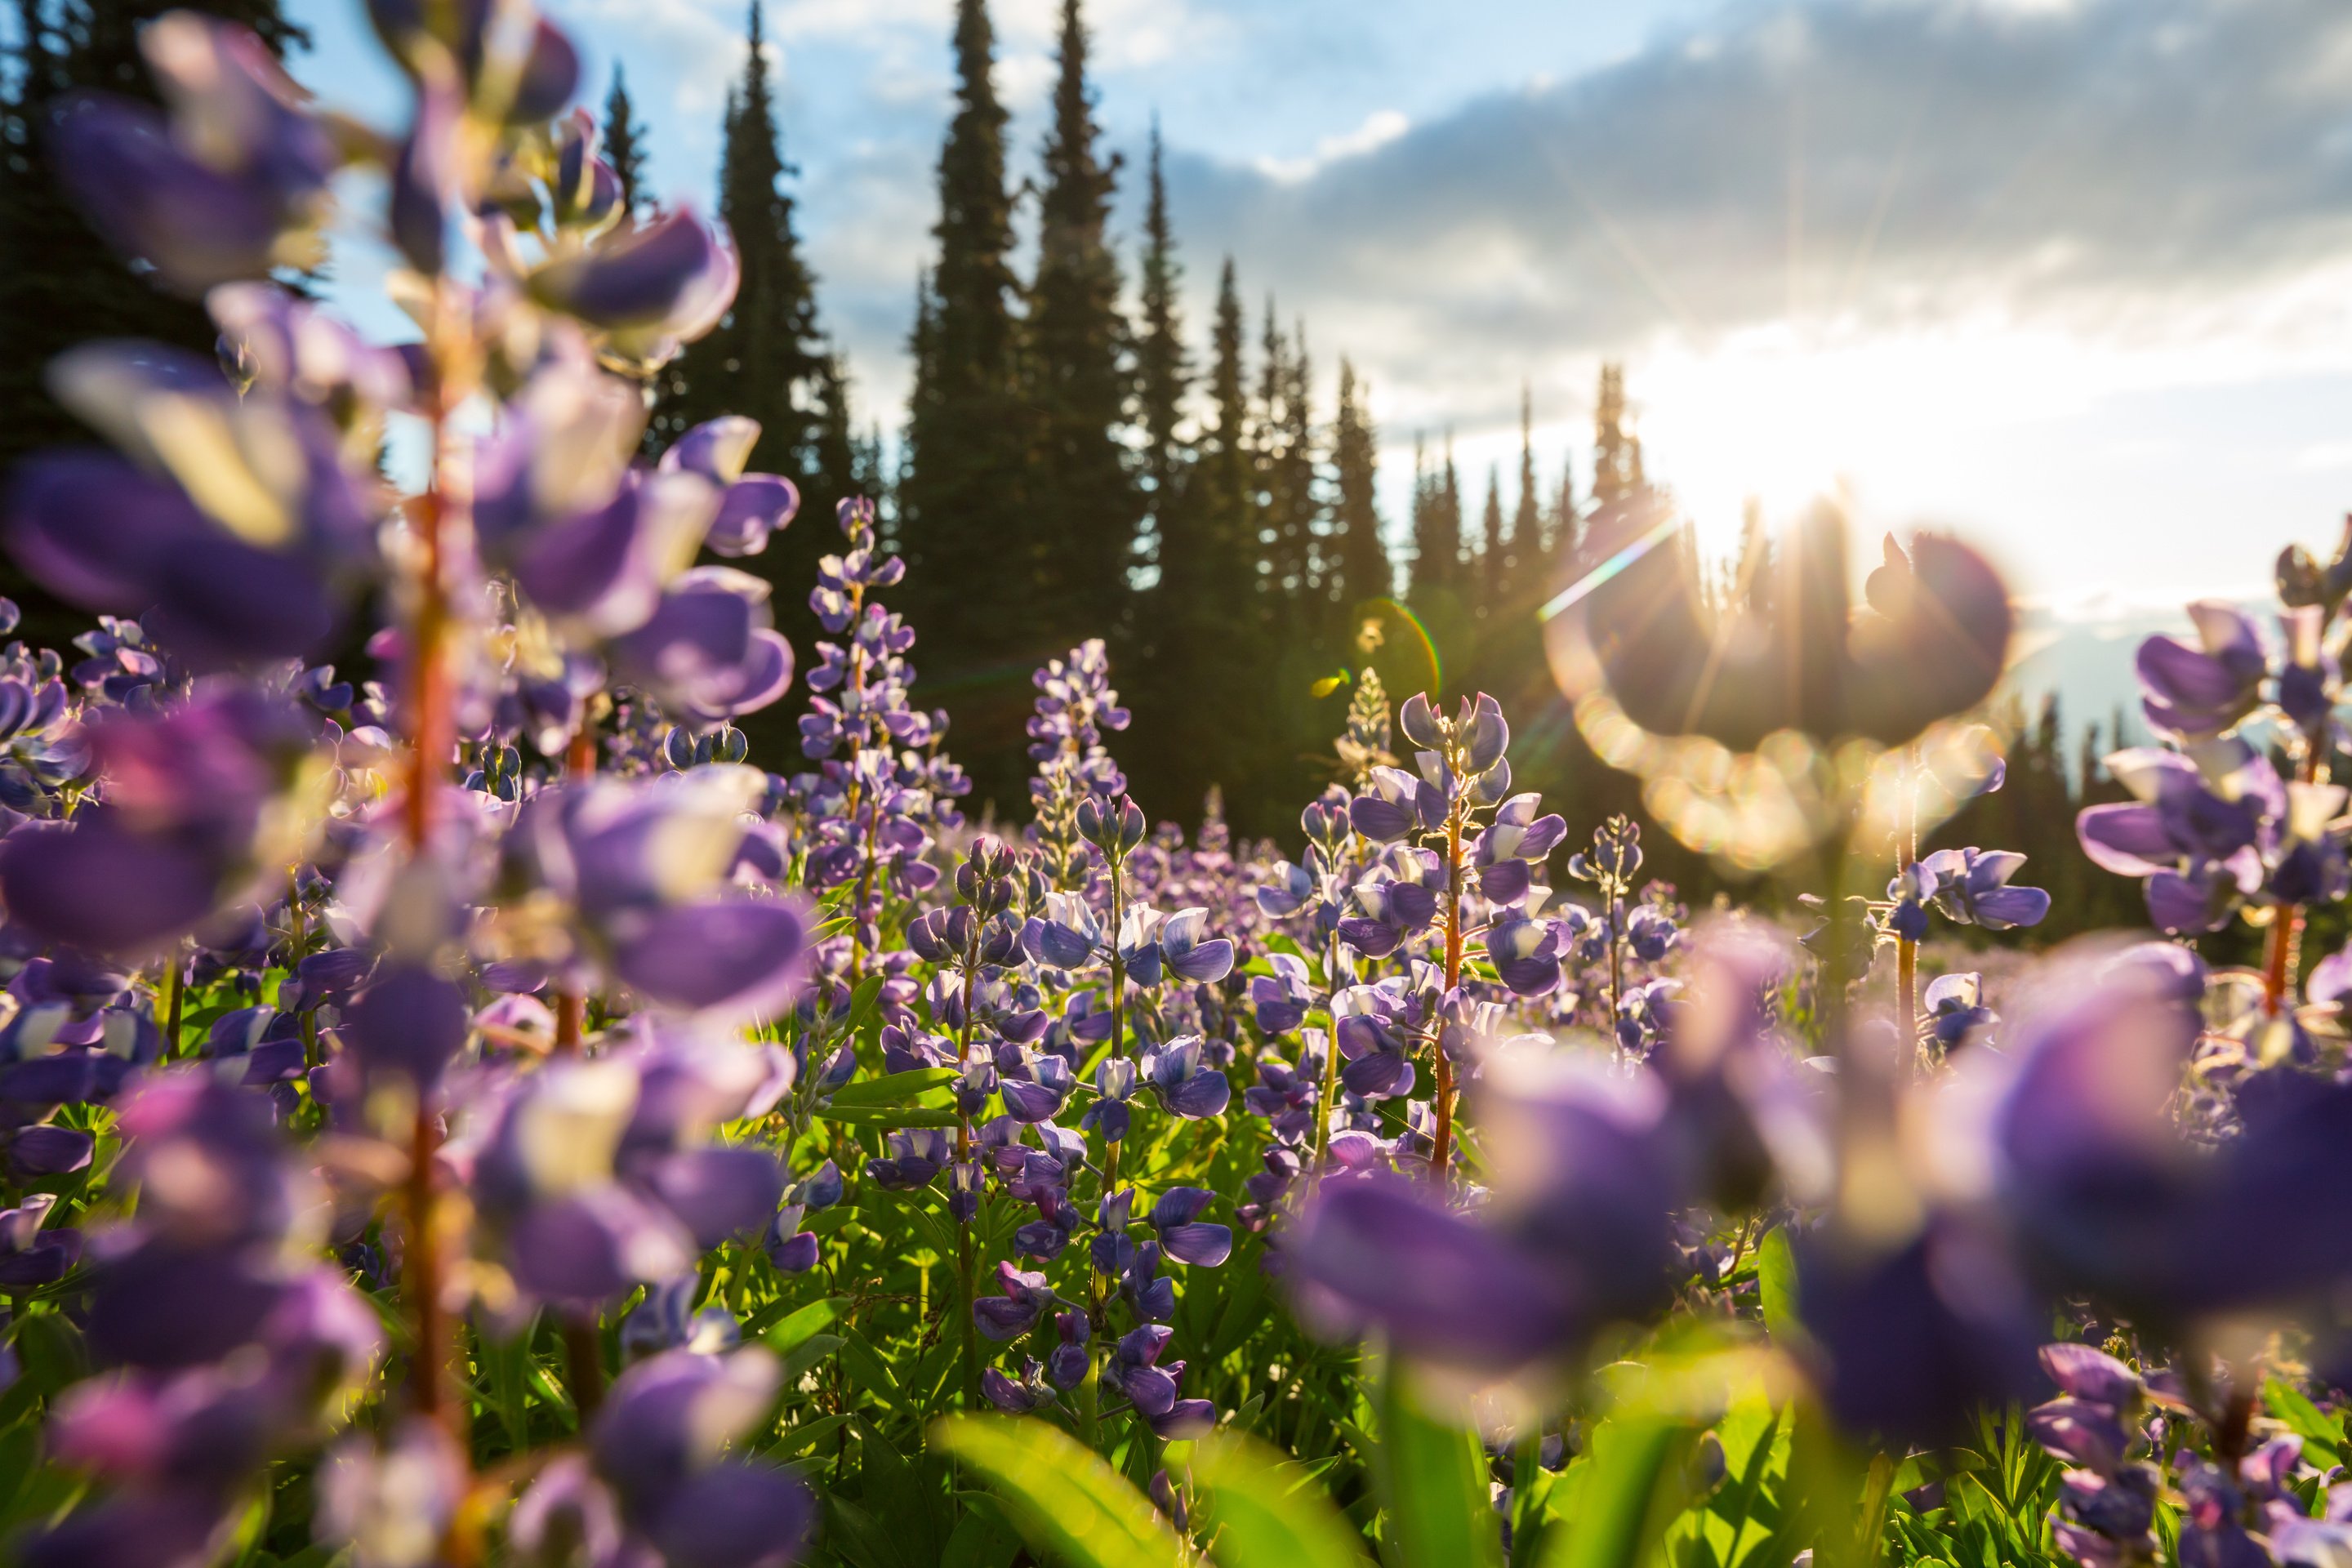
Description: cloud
1253,109,1411,184
1147,0,2352,434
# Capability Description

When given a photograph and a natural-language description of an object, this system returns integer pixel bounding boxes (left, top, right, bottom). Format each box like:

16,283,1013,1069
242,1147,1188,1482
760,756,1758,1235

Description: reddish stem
1430,801,1464,1179
401,372,457,1432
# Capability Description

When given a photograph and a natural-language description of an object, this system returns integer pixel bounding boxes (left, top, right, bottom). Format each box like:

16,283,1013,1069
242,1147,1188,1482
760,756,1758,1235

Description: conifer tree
1409,434,1443,599
1512,385,1540,579
1134,119,1187,556
1552,449,1582,566
1137,257,1261,826
1253,299,1303,599
602,65,650,216
1025,0,1137,650
1480,466,1505,605
649,1,854,757
1440,434,1464,582
1330,358,1388,610
902,0,1027,803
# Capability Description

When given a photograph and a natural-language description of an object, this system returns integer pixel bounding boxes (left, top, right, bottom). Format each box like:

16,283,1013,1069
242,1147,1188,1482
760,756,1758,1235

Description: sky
276,0,2352,632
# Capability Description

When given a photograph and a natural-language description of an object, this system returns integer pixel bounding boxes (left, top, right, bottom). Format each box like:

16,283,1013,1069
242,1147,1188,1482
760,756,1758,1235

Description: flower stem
163,942,186,1060
1431,799,1465,1178
955,953,979,1412
564,1313,604,1423
554,715,597,1054
401,327,457,1436
1311,927,1342,1173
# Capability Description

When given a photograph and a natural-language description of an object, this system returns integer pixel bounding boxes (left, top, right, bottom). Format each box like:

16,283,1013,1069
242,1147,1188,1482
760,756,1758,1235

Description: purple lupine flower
660,417,800,559
1349,764,1441,844
2136,602,2267,742
47,16,338,293
1102,1323,1215,1438
1795,1214,2047,1446
0,1194,81,1288
1332,991,1419,1100
1150,1187,1233,1267
622,1275,742,1361
1486,913,1570,997
0,688,327,954
1471,792,1568,906
587,1347,814,1567
973,1261,1059,1340
1921,847,2051,931
1155,906,1236,984
866,1128,949,1190
528,207,739,368
1886,862,1934,942
982,1359,1058,1414
1143,1035,1231,1119
1285,1174,1579,1374
1250,951,1316,1035
1923,972,1994,1049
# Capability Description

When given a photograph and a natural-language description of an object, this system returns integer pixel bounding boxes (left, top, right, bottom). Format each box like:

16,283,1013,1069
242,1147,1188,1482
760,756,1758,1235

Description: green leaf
11,1312,88,1395
1754,1231,1800,1348
1539,1415,1687,1568
831,1068,959,1107
2265,1378,2346,1469
1193,1429,1373,1568
762,1298,845,1359
821,1104,964,1128
1375,1365,1503,1568
931,1414,1190,1568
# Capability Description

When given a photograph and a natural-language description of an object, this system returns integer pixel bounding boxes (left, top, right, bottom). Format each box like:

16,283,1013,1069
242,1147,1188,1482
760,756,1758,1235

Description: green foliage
933,1414,1192,1568
1192,1430,1374,1568
1373,1365,1504,1568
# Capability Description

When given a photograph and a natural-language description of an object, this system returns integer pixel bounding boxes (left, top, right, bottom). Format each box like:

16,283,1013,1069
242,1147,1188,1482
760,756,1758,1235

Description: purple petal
613,898,809,1022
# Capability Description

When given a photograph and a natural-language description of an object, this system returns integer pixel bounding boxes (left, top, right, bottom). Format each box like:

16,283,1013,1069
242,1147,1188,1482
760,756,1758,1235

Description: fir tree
1512,384,1540,578
602,65,650,216
1552,448,1581,566
901,0,1027,804
1134,257,1262,826
1134,118,1187,561
1330,358,1388,610
1480,465,1505,605
1025,0,1137,651
648,1,854,758
1410,434,1442,599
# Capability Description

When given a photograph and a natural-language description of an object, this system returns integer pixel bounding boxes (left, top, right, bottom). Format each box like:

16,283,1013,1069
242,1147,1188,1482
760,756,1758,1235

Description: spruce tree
1025,0,1137,652
1552,449,1582,566
1410,434,1442,600
1440,435,1464,583
1480,466,1505,606
1134,119,1187,560
1330,358,1388,610
1143,258,1265,826
602,65,650,216
901,0,1026,805
649,1,855,758
1588,361,1652,559
1512,385,1540,578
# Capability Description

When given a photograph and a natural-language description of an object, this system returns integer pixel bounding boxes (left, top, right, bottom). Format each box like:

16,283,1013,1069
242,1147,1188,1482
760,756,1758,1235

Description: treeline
0,0,2161,934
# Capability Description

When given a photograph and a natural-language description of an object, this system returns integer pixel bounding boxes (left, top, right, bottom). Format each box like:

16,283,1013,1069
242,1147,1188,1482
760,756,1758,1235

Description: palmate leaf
1192,1429,1374,1568
932,1414,1193,1568
1374,1363,1503,1568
